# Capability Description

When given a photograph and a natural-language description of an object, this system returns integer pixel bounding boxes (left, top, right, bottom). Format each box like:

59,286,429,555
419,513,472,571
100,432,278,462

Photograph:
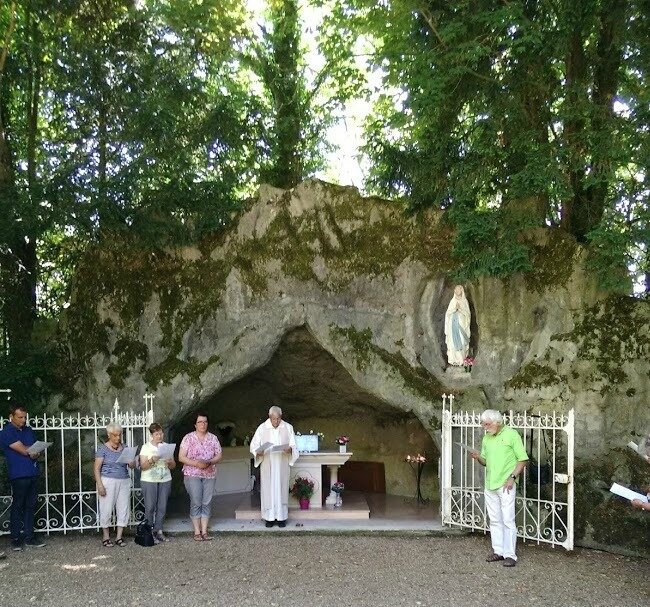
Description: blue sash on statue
451,312,468,350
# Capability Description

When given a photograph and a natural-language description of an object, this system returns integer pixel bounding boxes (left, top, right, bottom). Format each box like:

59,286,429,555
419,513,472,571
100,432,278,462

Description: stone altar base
235,491,370,520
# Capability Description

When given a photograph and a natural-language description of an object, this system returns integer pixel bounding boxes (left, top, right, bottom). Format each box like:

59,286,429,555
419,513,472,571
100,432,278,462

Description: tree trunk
584,0,626,231
267,0,302,189
561,11,589,240
562,0,625,241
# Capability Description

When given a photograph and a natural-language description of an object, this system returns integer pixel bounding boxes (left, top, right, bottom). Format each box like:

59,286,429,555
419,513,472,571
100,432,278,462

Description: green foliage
0,332,76,411
448,204,533,281
347,0,649,291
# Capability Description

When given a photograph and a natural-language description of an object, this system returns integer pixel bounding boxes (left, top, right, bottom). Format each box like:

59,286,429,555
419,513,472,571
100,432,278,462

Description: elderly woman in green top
470,409,528,568
139,423,176,543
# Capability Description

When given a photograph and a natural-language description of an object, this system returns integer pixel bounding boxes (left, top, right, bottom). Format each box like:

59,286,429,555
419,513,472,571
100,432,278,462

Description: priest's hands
284,447,293,454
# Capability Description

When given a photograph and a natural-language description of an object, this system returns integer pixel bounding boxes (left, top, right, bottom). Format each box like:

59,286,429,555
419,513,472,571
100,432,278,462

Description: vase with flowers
463,356,475,373
336,436,350,453
290,476,315,509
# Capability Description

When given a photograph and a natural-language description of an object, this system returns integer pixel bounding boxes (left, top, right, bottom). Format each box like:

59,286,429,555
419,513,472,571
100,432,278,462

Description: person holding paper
631,480,650,512
178,411,222,541
632,497,650,511
140,422,176,543
250,406,298,527
0,402,46,550
469,409,528,567
94,422,135,547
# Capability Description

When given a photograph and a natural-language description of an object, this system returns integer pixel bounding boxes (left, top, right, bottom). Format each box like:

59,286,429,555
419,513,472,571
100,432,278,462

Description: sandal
102,539,114,548
486,553,504,562
114,538,127,547
201,534,213,541
193,534,204,542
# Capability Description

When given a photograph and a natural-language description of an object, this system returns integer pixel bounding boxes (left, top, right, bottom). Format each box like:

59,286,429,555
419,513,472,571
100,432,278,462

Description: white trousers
98,477,131,528
484,485,518,560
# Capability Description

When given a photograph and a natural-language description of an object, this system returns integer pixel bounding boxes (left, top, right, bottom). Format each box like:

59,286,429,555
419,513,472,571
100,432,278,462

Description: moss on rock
106,338,149,389
506,361,564,390
329,325,443,401
523,230,579,293
558,296,650,393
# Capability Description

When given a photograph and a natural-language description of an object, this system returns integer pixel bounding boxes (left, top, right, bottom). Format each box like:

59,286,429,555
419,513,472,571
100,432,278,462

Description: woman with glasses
178,411,222,541
94,423,135,547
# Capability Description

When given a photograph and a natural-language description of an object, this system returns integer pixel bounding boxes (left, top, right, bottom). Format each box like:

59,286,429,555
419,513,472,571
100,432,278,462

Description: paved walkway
0,533,647,607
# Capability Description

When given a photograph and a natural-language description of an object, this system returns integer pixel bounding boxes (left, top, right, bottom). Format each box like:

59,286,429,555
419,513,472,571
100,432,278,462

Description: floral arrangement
405,454,426,463
463,356,475,372
335,435,350,446
331,481,345,494
290,476,315,499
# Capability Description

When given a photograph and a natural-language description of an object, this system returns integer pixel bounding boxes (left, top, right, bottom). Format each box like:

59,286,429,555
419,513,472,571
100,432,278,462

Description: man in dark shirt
0,402,46,550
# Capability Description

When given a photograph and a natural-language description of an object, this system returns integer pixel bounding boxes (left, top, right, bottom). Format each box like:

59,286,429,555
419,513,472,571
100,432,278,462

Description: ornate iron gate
441,394,575,550
0,395,155,535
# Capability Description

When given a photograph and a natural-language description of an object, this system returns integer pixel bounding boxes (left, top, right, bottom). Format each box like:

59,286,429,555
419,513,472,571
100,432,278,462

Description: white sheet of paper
156,443,176,460
116,446,137,464
271,443,289,452
610,482,649,503
27,441,52,455
256,442,274,454
454,441,479,454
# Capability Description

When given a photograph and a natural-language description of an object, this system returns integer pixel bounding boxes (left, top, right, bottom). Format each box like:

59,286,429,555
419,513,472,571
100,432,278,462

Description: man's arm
503,459,528,493
9,440,39,459
469,451,486,466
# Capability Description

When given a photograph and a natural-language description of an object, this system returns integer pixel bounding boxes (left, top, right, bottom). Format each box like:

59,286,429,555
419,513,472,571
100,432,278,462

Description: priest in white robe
250,406,298,527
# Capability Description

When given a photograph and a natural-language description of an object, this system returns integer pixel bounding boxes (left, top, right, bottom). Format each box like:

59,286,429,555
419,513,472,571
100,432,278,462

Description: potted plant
290,476,315,509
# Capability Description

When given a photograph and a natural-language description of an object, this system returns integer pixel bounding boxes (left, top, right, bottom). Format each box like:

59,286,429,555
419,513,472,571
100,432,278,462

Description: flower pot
298,497,310,510
339,445,347,453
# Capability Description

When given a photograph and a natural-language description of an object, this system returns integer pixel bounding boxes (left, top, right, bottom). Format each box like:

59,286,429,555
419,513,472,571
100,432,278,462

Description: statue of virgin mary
444,285,471,366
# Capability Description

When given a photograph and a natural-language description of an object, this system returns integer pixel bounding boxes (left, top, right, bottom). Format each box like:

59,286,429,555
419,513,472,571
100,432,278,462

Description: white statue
444,285,471,366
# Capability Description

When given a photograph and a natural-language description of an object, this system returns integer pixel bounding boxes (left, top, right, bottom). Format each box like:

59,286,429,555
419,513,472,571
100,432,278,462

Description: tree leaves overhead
347,0,648,289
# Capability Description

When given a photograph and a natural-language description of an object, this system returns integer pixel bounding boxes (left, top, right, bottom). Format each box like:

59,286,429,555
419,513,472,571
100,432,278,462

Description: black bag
134,521,155,547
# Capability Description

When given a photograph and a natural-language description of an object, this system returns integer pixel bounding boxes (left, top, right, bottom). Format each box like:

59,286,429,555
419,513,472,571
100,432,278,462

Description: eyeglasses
196,420,208,424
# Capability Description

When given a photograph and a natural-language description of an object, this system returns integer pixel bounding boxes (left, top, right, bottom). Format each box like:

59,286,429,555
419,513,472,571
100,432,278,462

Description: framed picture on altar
296,434,319,453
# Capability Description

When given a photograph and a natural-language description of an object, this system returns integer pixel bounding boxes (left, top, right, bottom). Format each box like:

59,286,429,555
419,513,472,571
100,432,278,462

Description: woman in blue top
93,423,135,547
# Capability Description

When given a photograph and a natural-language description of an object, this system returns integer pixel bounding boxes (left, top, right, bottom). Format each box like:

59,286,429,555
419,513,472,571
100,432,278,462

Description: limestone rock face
61,179,650,552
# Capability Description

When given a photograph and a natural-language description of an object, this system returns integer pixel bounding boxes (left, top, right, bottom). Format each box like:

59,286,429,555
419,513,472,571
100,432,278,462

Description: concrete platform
234,491,370,520
163,491,445,533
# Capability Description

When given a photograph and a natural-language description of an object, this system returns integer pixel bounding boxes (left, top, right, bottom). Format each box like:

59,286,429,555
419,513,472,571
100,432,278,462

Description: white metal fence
440,394,575,550
0,395,154,535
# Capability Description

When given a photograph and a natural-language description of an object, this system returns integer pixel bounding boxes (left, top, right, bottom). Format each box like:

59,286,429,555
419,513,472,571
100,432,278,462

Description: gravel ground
0,532,647,607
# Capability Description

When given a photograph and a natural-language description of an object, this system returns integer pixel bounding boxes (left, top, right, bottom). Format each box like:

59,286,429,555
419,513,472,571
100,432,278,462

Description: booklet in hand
27,441,52,455
116,446,138,464
610,482,649,503
255,442,274,454
454,441,479,454
156,443,176,461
